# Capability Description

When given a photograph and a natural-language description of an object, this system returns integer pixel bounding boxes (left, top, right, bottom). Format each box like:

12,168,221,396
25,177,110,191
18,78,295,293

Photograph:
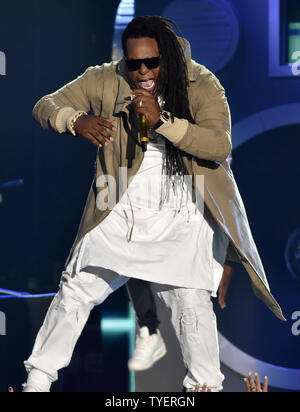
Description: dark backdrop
0,0,119,292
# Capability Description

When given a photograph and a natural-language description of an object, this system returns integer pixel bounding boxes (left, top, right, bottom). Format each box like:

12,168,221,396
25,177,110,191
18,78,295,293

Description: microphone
139,114,150,152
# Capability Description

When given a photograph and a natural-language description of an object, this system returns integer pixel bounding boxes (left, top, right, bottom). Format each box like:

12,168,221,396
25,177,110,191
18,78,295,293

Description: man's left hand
131,89,161,126
218,264,234,310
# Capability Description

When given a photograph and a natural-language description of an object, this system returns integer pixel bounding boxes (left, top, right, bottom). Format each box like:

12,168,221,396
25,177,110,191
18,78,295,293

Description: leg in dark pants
126,279,167,371
126,279,160,335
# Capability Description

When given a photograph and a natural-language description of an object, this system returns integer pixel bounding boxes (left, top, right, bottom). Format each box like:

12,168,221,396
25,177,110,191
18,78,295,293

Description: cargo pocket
180,308,199,342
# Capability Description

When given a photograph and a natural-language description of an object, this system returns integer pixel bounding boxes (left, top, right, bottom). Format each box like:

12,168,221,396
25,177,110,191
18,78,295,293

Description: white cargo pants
24,241,224,392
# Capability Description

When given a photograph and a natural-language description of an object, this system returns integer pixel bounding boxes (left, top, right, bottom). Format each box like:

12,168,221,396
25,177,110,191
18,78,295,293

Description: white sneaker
22,369,52,393
22,384,50,393
128,327,167,372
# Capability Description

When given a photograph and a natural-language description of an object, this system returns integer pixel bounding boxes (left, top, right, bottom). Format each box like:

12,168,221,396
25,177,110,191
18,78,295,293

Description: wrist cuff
55,107,78,133
67,111,88,136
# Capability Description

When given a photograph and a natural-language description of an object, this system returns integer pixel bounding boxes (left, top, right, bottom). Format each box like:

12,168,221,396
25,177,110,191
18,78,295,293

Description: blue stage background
0,0,299,392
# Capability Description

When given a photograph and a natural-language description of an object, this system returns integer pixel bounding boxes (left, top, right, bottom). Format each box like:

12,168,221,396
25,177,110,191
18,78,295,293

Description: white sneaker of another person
128,327,167,371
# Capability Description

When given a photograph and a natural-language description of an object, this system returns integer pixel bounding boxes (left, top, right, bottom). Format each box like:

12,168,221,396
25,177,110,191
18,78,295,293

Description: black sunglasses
125,56,161,72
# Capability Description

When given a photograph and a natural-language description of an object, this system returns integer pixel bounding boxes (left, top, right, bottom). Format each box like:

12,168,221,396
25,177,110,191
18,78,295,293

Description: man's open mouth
138,79,155,91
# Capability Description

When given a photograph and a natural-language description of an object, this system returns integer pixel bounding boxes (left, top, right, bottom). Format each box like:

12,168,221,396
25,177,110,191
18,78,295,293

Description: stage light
101,318,135,334
101,303,136,392
112,0,135,61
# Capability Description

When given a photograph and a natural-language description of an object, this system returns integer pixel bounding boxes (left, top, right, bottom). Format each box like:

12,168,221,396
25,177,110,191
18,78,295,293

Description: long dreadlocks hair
122,16,196,181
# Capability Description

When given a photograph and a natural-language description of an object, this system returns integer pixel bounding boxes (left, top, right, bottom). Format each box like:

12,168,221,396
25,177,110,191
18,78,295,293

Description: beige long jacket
33,56,285,321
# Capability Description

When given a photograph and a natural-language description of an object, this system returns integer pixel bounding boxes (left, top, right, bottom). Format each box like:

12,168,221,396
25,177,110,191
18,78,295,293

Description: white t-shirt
76,135,229,297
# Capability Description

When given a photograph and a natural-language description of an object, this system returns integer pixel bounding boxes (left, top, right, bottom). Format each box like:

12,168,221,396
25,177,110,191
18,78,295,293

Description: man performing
23,16,285,393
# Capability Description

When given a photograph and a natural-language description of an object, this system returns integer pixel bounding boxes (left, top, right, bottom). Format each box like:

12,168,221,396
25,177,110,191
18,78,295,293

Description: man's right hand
73,115,116,147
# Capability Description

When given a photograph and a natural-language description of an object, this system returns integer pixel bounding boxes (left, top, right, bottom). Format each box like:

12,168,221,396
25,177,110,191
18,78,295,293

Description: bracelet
68,111,87,136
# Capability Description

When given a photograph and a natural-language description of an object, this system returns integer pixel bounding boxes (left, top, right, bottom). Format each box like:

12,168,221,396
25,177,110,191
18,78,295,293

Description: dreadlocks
122,15,196,181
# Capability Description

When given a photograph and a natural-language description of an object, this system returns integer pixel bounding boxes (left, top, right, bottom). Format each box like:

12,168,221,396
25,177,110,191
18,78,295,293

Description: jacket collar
114,58,133,115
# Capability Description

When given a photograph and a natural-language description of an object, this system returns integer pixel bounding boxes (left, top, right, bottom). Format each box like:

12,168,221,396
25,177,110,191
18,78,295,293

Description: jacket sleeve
32,65,104,132
155,68,232,163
